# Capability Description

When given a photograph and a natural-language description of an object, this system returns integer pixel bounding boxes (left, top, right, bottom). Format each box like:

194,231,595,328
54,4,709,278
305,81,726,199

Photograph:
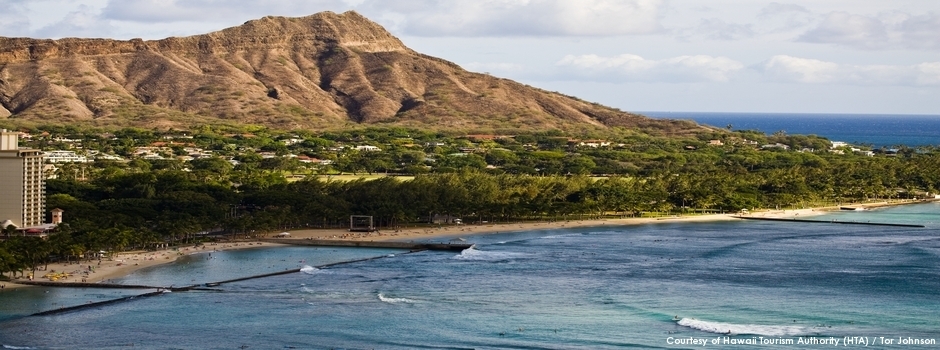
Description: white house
281,138,304,146
579,140,611,148
95,154,125,161
43,150,88,163
761,143,790,150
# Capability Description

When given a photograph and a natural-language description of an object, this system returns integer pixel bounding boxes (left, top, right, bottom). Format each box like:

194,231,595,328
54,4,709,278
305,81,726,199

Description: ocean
1,203,938,349
641,112,940,148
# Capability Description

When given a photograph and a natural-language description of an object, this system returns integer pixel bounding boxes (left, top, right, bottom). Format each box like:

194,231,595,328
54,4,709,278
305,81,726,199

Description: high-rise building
0,129,45,229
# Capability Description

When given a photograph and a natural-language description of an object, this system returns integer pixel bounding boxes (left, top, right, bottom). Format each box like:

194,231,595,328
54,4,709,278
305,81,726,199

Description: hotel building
0,129,45,229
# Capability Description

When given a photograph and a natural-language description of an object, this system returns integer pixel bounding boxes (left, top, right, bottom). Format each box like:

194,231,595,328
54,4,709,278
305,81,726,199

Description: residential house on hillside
133,147,172,158
727,137,759,147
830,141,848,149
281,137,304,146
183,147,213,159
94,153,125,161
577,140,611,148
43,150,88,163
464,134,512,142
761,143,790,150
852,148,874,156
355,145,381,152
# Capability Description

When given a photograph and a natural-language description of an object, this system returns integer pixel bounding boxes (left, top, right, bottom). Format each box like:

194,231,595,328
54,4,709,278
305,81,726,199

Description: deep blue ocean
1,204,939,349
642,112,940,148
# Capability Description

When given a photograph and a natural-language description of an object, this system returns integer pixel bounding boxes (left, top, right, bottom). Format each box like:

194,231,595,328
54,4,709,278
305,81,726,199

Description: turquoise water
1,203,939,349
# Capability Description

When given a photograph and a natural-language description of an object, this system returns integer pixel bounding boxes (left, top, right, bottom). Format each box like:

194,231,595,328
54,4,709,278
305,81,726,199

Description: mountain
0,11,703,134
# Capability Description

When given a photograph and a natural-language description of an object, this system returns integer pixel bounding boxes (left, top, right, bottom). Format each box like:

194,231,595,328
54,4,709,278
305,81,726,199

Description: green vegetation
1,124,938,278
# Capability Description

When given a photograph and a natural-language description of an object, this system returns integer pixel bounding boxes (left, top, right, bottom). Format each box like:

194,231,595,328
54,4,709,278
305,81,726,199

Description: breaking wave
452,246,528,261
299,265,320,274
677,318,819,337
378,293,417,304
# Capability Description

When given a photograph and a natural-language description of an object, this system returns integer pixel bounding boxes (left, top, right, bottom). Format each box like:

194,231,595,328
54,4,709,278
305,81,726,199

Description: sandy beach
285,206,841,243
1,241,284,291
1,200,924,291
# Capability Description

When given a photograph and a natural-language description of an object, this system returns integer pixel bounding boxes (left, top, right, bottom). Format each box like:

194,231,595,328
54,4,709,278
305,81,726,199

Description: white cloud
101,0,351,23
798,11,888,49
758,2,810,17
896,12,940,50
799,11,940,50
0,0,32,37
34,5,114,39
677,18,754,41
758,56,840,83
96,0,665,37
555,54,744,83
913,62,940,85
463,62,526,74
753,2,815,35
759,55,940,86
390,0,665,36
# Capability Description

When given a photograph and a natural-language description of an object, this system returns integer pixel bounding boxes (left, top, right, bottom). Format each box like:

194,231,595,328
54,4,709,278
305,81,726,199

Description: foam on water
299,265,319,274
677,318,818,337
3,345,35,350
539,233,581,240
452,245,528,261
377,293,417,304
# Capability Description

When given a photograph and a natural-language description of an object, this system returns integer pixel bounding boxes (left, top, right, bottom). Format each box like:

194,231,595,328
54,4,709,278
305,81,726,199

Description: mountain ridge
0,11,704,135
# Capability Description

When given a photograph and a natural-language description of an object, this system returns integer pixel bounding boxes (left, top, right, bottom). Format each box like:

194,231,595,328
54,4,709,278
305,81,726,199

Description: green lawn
311,174,415,182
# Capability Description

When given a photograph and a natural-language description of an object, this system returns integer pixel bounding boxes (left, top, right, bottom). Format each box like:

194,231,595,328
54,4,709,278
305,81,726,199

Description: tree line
3,123,940,279
3,144,939,279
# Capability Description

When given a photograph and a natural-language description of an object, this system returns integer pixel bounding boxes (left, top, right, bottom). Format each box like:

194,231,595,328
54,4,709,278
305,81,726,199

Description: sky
2,0,939,115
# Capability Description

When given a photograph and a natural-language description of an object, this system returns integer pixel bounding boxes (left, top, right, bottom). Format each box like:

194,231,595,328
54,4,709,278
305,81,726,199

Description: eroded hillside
0,11,702,134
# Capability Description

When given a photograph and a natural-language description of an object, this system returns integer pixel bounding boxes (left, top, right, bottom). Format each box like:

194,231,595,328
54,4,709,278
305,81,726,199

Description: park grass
313,174,415,182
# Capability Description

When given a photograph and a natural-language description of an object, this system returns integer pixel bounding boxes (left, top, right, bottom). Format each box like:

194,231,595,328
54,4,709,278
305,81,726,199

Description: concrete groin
260,238,473,251
735,216,926,228
23,247,442,316
203,253,401,286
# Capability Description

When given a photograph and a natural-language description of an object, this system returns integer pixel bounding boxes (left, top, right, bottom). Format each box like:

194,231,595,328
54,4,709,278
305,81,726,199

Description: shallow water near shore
1,203,939,349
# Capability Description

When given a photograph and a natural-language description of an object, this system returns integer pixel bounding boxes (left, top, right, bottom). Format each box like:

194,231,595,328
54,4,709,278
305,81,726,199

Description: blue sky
2,0,939,115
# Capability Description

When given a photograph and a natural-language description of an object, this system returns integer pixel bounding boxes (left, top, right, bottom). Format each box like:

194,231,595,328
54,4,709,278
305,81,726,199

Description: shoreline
2,199,931,291
1,241,286,291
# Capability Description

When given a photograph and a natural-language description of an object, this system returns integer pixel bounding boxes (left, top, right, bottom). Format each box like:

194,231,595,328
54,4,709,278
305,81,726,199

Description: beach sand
1,241,285,291
286,208,826,242
3,200,919,291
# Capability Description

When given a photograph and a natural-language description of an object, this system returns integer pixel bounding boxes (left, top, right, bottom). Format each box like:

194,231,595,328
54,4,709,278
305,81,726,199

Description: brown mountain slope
0,11,703,134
